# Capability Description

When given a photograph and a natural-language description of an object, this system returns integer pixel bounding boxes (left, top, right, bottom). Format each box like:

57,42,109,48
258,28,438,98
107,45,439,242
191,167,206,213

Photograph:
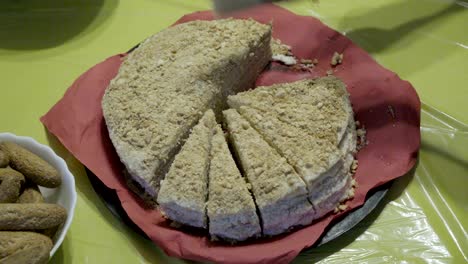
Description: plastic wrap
294,103,467,263
300,192,453,263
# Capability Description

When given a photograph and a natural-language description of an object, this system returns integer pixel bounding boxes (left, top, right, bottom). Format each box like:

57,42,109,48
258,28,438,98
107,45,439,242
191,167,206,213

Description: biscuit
0,168,25,203
16,184,59,238
0,231,52,263
0,150,8,168
16,182,44,204
0,244,50,264
0,204,67,230
0,142,61,188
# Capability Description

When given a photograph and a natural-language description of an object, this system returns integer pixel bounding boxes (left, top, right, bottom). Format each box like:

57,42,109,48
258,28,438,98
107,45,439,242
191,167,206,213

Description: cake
102,17,359,241
207,125,261,241
223,109,315,236
228,77,356,218
102,19,272,203
157,110,216,228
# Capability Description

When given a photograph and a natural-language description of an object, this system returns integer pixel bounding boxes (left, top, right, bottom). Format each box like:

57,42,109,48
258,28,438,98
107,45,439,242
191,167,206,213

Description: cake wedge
157,110,216,228
227,77,352,147
223,109,315,235
207,125,261,242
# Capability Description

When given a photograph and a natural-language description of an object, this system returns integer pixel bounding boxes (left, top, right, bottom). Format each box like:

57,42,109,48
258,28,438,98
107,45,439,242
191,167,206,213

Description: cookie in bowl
0,133,77,262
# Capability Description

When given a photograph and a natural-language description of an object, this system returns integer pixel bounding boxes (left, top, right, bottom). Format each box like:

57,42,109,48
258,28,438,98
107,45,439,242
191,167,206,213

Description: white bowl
0,132,77,257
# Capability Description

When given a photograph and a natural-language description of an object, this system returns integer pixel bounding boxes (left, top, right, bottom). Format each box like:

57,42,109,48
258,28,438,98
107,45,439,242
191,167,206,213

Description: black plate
86,168,389,247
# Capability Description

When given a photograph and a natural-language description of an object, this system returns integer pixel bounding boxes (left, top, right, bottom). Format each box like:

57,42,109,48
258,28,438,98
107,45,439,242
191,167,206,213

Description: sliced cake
102,19,272,203
228,76,352,147
230,106,344,187
157,110,216,228
223,109,315,235
207,125,261,241
228,77,356,218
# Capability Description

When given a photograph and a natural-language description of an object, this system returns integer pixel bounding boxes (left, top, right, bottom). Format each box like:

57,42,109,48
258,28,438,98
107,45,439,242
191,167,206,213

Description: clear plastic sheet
303,195,452,263
295,103,467,263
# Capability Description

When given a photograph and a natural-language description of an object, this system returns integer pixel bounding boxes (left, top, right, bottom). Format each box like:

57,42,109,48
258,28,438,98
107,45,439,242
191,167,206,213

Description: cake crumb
357,129,365,137
291,64,303,71
334,204,348,213
299,59,315,69
313,58,319,64
334,177,358,213
338,204,348,211
270,38,291,56
326,69,333,75
347,187,355,199
272,54,297,65
356,124,368,151
347,179,357,200
351,178,358,188
331,52,343,66
351,159,358,173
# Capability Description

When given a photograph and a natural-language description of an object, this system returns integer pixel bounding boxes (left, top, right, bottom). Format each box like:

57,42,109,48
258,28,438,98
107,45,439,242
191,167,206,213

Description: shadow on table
340,2,463,53
294,163,417,263
0,0,117,50
422,137,468,169
157,0,210,11
338,1,464,76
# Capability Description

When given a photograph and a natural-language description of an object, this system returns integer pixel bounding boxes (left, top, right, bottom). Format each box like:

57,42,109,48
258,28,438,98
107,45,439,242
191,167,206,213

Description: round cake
102,19,357,241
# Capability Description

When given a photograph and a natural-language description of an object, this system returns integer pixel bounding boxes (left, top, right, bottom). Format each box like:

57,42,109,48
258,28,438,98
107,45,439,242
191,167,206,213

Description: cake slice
207,125,261,241
102,19,272,204
231,105,344,187
227,77,356,218
157,110,216,228
228,77,352,146
223,109,315,235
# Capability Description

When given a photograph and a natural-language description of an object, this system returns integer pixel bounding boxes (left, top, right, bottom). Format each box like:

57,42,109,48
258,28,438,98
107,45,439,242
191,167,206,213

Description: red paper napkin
41,4,420,264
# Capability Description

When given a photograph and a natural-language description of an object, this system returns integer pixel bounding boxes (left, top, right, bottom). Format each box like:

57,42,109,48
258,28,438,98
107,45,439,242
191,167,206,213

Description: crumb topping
207,125,257,215
224,109,308,207
102,19,271,189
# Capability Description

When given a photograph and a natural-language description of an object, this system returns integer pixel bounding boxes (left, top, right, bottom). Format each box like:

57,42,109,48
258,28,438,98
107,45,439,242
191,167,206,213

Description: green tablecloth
0,0,466,263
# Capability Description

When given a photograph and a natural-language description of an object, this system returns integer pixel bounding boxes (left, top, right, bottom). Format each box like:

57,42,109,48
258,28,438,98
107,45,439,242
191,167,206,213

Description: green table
0,0,466,263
